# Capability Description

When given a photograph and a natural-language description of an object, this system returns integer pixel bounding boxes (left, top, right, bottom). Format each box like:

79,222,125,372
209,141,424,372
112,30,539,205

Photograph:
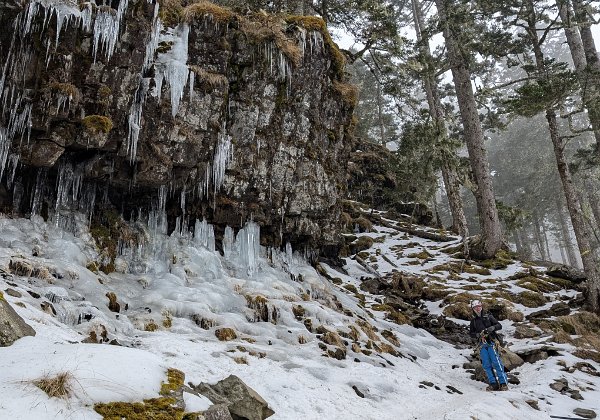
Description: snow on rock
0,212,598,419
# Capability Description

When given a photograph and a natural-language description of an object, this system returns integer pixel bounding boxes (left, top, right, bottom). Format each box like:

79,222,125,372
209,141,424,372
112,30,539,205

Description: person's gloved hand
485,326,496,333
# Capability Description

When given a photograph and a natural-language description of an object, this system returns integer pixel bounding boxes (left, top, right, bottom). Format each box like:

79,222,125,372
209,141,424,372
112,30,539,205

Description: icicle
30,168,47,216
223,225,234,259
235,221,261,276
92,0,129,63
189,70,195,102
194,218,215,251
212,128,233,196
126,77,150,163
180,188,186,215
144,6,162,72
153,23,190,117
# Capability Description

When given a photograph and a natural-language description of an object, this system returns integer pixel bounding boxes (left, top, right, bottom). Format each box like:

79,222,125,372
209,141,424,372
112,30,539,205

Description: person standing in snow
469,299,508,391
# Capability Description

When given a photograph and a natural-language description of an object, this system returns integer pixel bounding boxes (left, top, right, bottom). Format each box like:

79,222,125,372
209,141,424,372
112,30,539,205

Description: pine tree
434,0,503,259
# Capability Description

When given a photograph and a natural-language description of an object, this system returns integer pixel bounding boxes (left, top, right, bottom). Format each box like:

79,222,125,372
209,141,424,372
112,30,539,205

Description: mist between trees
307,0,600,312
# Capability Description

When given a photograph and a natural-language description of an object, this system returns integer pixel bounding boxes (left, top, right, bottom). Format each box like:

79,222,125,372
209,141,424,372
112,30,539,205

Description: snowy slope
0,212,599,420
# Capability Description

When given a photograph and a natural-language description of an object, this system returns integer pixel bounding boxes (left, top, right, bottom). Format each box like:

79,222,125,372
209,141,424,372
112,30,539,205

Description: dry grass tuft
182,1,234,24
189,66,228,89
33,372,73,399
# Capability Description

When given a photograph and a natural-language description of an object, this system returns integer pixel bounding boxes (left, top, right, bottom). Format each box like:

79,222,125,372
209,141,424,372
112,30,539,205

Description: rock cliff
0,0,355,253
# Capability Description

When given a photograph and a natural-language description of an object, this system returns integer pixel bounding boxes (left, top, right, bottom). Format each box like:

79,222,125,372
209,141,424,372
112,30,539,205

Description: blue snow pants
480,343,507,385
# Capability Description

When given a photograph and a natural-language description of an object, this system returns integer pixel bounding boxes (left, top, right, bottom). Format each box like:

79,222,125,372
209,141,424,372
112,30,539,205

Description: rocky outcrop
346,140,433,225
0,1,355,252
194,375,274,420
0,292,36,346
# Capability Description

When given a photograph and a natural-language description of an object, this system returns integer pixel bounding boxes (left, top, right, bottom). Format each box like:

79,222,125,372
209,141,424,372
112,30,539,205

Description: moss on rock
82,115,113,134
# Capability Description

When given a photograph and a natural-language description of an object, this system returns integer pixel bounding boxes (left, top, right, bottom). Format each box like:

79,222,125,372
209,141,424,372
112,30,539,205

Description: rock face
0,293,36,346
194,375,274,420
0,1,355,252
346,141,433,225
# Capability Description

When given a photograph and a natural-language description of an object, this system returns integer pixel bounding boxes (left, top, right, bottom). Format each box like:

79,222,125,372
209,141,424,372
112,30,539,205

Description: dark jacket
469,310,502,344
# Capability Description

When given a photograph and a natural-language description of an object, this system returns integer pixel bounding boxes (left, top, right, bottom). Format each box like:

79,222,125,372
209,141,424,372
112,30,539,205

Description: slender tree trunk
519,228,534,260
559,239,568,264
532,212,548,260
376,80,386,144
542,219,552,261
412,0,469,239
526,0,600,312
557,0,600,147
434,0,502,258
513,231,523,255
557,197,579,267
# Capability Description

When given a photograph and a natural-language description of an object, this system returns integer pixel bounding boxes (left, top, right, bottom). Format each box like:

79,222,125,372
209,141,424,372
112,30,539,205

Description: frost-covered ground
1,213,599,419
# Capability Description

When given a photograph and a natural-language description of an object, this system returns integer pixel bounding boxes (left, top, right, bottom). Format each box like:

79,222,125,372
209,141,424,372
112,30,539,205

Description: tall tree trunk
557,0,600,148
412,0,469,239
526,0,600,312
572,0,600,71
518,228,534,260
557,197,580,267
434,0,502,258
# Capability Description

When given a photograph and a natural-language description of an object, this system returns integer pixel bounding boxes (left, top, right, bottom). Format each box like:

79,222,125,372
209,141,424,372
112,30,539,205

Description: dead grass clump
33,372,73,399
333,81,358,107
48,82,80,101
442,302,472,321
285,15,346,77
239,16,302,66
356,320,379,342
353,216,372,232
233,356,248,364
182,1,234,24
189,66,228,90
215,327,237,341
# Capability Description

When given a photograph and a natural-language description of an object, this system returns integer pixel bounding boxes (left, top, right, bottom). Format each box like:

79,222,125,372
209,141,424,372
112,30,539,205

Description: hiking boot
498,383,508,391
486,383,499,391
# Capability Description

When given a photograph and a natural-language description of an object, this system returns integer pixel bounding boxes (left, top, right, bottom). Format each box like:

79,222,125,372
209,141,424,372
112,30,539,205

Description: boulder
514,325,542,339
194,375,274,420
0,293,36,346
515,346,561,363
204,404,234,420
573,408,596,419
499,347,525,371
546,265,586,284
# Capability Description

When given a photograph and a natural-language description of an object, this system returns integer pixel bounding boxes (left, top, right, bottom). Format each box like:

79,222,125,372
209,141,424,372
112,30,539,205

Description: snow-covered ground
1,213,599,419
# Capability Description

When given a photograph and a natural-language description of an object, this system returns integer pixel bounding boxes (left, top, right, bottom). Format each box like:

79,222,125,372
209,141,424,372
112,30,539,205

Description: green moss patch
94,397,184,420
516,291,547,308
82,115,113,134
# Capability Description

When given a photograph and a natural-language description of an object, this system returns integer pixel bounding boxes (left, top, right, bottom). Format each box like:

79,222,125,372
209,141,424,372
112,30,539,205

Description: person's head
471,299,483,315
